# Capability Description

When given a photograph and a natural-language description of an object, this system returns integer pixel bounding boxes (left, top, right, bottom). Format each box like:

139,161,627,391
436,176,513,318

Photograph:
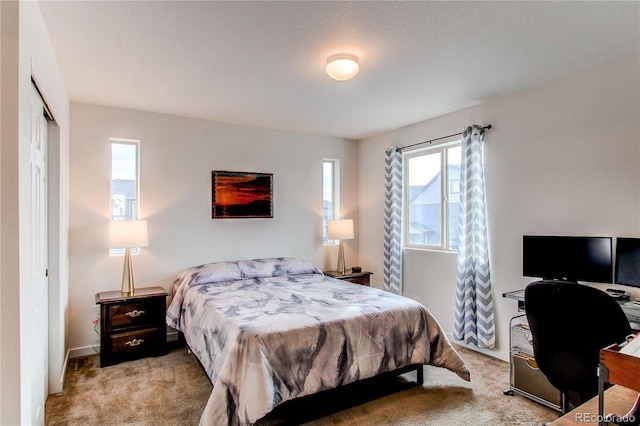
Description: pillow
237,257,322,279
174,258,322,292
282,257,323,275
191,261,243,285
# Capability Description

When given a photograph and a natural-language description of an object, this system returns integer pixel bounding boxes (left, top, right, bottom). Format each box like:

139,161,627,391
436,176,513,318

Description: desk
502,288,640,412
598,342,640,426
550,386,639,425
502,289,640,330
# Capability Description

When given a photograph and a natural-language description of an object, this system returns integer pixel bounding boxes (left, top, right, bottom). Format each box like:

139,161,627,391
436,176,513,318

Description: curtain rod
396,124,492,152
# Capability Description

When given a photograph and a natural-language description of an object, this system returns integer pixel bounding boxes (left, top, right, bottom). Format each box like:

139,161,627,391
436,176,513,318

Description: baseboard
167,328,179,342
59,349,70,390
68,345,100,359
446,331,507,362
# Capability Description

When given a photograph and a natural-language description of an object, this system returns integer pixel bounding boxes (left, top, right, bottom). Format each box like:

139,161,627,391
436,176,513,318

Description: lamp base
121,248,135,297
336,240,346,275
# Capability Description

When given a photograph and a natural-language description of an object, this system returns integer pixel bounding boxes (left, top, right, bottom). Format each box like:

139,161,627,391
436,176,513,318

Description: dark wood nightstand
324,270,373,286
95,286,168,367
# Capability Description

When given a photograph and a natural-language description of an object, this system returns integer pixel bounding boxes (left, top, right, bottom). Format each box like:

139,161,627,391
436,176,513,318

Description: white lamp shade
109,220,149,248
328,219,354,240
325,54,359,81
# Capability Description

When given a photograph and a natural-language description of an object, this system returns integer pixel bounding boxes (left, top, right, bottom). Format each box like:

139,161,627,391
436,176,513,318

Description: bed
166,257,470,426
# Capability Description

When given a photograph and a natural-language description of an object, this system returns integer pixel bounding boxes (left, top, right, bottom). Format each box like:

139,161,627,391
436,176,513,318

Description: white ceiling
38,1,640,140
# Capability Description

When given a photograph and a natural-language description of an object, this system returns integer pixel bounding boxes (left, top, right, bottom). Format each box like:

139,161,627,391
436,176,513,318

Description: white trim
51,350,71,393
403,140,462,251
323,158,341,245
68,345,100,359
109,138,141,255
446,331,505,362
167,328,179,342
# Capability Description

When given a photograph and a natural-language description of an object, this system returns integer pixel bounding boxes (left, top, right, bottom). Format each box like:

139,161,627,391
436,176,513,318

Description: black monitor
614,237,640,288
523,235,613,283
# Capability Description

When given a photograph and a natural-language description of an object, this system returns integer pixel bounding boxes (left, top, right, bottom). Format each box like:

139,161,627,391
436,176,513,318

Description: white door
28,84,49,425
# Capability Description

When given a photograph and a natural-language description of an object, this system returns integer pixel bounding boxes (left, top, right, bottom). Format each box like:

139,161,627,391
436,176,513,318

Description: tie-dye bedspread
166,258,470,426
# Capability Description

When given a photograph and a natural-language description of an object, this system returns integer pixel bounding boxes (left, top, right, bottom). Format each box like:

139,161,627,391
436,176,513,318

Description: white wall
358,57,640,361
0,2,21,423
1,1,70,424
68,103,358,353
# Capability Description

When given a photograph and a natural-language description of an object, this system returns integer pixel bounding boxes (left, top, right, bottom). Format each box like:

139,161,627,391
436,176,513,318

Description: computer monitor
523,235,613,283
614,237,640,288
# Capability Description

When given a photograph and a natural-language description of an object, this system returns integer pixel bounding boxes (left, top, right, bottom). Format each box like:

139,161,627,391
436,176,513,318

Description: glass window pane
447,146,462,250
323,161,334,244
110,140,139,254
407,152,441,246
111,142,138,221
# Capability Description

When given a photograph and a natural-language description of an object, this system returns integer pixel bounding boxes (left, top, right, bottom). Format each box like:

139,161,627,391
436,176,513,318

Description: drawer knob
124,338,144,347
125,309,145,318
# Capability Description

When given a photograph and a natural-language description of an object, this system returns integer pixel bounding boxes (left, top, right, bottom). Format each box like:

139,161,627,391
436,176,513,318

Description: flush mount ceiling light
325,53,360,81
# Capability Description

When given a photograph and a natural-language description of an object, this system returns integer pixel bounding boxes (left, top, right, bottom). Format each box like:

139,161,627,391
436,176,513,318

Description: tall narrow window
404,141,461,251
110,138,139,254
323,159,340,244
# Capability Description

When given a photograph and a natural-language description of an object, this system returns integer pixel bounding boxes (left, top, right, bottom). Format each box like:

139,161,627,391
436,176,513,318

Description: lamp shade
109,220,149,248
325,53,359,81
328,219,354,240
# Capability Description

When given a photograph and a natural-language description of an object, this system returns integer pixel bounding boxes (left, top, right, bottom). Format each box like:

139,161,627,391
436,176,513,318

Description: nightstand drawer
110,328,162,355
346,275,370,286
109,300,163,329
324,270,373,286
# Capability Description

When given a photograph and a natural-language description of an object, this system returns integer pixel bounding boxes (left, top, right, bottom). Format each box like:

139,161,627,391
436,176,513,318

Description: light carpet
46,343,559,425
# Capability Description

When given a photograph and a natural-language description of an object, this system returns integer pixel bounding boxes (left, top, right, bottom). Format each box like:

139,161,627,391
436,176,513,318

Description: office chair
524,280,632,413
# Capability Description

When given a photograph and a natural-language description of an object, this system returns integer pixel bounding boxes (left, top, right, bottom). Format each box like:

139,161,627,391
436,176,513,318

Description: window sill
403,246,458,255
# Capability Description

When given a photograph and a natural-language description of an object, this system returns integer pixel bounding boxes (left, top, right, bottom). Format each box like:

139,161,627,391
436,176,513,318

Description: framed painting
211,171,273,219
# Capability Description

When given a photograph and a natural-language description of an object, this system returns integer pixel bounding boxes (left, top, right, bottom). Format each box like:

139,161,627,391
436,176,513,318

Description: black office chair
524,280,632,413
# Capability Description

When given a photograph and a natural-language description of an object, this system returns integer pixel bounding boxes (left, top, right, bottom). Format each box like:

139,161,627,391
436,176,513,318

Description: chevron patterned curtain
453,125,495,349
383,146,403,295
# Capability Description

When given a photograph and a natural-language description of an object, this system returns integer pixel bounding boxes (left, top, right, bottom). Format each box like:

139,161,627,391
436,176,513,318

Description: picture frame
211,170,273,219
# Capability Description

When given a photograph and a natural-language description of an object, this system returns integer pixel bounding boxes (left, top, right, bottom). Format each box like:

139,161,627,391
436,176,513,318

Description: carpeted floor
46,343,560,425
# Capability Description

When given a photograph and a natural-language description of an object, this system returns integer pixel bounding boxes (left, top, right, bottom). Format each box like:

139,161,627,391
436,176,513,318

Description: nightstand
324,270,373,286
95,286,168,367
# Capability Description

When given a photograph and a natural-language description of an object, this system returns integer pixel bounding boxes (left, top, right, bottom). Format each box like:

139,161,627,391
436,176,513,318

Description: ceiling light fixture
325,53,360,81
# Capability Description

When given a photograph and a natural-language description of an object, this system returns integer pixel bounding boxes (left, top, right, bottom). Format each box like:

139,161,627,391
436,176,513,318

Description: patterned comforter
166,258,470,426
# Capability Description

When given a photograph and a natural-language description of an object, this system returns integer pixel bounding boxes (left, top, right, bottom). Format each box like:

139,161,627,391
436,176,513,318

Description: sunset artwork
212,171,273,218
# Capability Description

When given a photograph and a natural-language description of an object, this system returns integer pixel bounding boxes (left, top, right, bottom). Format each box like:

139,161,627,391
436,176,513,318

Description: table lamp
109,220,149,296
328,219,354,274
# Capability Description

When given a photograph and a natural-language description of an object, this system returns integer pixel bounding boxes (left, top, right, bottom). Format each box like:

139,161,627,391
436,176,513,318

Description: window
404,142,462,251
323,159,340,244
110,138,140,254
